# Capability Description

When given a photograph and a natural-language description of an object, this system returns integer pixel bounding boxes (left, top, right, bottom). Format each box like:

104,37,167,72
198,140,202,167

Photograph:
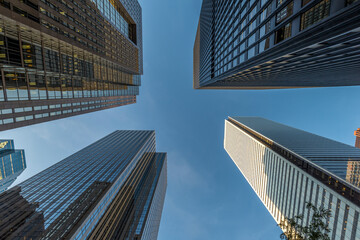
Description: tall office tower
355,128,360,148
0,0,143,131
224,117,360,240
0,131,167,239
0,139,26,193
347,128,360,188
194,0,360,89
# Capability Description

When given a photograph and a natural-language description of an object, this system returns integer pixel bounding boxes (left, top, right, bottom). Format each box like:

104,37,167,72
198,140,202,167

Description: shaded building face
194,0,360,89
0,139,26,193
0,131,167,240
224,117,360,240
0,0,143,131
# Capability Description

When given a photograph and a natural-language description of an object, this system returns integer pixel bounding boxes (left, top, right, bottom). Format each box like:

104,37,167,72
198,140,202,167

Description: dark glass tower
0,130,167,240
194,0,360,89
0,139,26,193
224,117,360,240
0,0,143,131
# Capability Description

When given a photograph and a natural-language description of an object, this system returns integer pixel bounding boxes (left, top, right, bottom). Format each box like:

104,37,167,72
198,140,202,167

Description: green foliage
278,202,332,240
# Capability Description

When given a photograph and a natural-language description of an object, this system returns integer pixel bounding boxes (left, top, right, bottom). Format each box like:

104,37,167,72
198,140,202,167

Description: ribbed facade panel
224,119,360,240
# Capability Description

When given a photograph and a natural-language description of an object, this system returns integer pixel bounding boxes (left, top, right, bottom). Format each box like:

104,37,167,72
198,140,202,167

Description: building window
3,118,14,124
302,0,312,6
276,2,294,24
249,21,257,33
275,23,292,44
300,0,331,30
248,46,256,59
240,42,246,53
248,33,257,46
261,0,270,7
259,38,270,53
239,53,245,64
277,0,286,6
346,0,359,5
249,6,258,20
261,4,272,23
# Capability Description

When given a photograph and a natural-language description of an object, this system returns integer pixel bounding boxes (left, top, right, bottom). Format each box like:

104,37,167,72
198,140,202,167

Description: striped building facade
224,117,360,240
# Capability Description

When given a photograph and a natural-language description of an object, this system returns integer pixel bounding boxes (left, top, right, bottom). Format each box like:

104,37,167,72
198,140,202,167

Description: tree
278,202,332,240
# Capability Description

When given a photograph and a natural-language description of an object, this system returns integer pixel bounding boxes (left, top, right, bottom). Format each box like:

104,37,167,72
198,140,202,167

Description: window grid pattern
195,0,360,89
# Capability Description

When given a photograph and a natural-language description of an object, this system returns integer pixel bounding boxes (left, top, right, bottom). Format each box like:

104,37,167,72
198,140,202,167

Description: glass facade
0,139,26,193
0,0,143,131
1,130,166,239
224,117,360,240
194,0,360,89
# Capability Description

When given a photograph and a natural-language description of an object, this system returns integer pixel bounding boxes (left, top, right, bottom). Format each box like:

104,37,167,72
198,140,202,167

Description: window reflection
300,0,330,30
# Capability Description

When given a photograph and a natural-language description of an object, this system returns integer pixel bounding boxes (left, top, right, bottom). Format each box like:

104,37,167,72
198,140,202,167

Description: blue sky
2,0,360,239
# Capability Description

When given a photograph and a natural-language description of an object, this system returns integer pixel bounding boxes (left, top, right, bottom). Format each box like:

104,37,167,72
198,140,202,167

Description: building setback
0,130,167,240
224,117,360,240
0,139,26,193
0,0,143,131
194,0,360,89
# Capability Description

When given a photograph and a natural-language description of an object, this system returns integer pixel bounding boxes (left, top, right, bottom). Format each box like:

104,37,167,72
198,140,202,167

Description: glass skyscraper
0,130,167,239
0,139,26,193
224,117,360,240
194,0,360,89
0,0,142,131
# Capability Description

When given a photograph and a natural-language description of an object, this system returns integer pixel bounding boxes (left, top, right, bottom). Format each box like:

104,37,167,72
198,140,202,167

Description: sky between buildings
1,0,360,239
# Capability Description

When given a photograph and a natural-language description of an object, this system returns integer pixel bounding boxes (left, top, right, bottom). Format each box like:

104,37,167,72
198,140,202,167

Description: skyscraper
224,117,360,240
0,0,143,131
194,0,360,89
355,128,360,148
0,139,26,193
0,130,167,239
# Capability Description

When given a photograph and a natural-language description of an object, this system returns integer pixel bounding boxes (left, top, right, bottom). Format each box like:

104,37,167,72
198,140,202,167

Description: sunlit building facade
0,130,167,239
0,139,26,193
0,0,143,131
355,128,360,149
347,129,360,188
224,117,360,240
194,0,360,89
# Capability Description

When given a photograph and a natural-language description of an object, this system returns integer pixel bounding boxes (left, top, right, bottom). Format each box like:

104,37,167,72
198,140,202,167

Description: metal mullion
1,68,7,101
41,38,50,100
59,42,67,100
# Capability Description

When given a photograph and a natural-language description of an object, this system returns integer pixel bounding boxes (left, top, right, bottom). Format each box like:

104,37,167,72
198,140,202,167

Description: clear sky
2,0,360,239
